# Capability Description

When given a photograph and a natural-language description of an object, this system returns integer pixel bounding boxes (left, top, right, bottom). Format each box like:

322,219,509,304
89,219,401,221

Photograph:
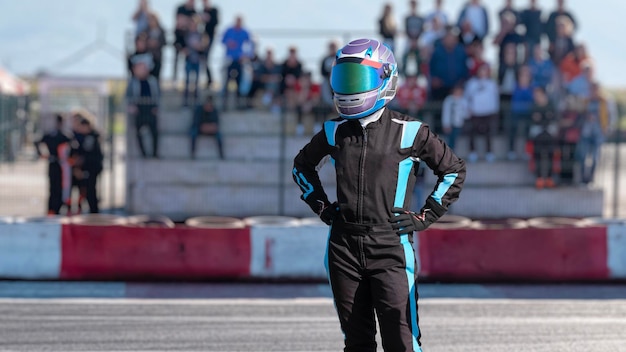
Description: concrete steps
124,99,605,220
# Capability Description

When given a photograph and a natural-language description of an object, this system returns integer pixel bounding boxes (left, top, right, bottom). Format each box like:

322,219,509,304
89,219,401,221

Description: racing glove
389,198,446,235
319,201,340,226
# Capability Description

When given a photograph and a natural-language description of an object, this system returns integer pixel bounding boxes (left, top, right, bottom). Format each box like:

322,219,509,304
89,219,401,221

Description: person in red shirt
394,74,427,117
294,71,321,135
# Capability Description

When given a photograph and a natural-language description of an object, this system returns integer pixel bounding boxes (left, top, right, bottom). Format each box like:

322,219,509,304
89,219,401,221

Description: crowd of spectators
376,0,617,188
125,0,617,188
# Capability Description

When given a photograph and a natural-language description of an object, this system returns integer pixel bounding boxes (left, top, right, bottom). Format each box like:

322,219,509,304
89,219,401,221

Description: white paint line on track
0,297,335,305
2,297,625,305
4,315,339,323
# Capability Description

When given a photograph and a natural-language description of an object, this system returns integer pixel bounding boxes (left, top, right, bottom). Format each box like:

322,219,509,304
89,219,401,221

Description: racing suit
293,108,466,351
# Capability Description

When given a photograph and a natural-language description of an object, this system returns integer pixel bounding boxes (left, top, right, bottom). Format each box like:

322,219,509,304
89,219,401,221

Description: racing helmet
330,38,398,119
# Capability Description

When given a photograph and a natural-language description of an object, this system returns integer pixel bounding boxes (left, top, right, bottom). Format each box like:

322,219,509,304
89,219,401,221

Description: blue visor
330,59,386,95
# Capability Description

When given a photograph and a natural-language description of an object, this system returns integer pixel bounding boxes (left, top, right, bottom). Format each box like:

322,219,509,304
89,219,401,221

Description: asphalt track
1,282,626,352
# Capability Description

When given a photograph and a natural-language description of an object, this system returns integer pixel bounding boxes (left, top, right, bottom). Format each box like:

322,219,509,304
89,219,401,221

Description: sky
0,0,625,88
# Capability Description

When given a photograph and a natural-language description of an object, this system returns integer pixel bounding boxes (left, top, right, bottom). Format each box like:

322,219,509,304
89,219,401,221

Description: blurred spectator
508,65,534,160
575,82,607,186
144,13,166,81
132,0,151,38
320,40,339,110
172,0,197,82
201,0,219,87
497,0,519,26
492,11,522,67
378,3,398,52
545,0,577,45
34,114,72,215
405,0,425,42
519,0,543,62
441,83,469,150
528,44,556,90
190,95,224,159
425,0,449,31
402,0,425,77
418,15,446,61
548,15,575,65
395,74,427,117
126,58,160,158
559,43,591,84
428,28,468,101
558,95,586,183
183,17,208,107
498,43,519,104
465,63,499,163
127,33,154,78
528,86,559,188
402,38,423,77
294,72,322,136
221,15,252,110
467,41,487,77
250,47,282,110
70,112,103,214
458,19,480,47
280,46,304,111
566,62,593,99
456,0,490,42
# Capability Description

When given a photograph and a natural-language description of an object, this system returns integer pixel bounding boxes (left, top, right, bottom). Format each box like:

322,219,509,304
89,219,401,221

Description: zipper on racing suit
357,128,368,223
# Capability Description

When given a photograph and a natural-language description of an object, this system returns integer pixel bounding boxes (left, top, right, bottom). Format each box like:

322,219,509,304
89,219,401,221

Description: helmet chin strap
359,108,385,128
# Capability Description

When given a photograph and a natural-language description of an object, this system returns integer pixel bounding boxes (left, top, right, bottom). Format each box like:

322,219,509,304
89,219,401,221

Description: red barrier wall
418,226,609,281
60,224,251,280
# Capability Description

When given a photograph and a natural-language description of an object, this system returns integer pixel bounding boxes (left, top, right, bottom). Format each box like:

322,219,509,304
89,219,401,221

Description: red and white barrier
0,215,626,281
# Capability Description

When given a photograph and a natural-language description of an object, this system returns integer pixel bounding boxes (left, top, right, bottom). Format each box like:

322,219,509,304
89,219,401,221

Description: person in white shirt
441,84,469,150
464,63,499,162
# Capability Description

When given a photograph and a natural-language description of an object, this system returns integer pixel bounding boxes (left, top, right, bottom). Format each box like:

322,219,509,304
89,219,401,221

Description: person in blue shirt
221,15,252,110
428,28,468,102
528,45,556,90
508,65,535,160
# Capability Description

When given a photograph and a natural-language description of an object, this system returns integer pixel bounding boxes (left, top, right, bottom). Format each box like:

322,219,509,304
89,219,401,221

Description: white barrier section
607,223,626,279
250,219,328,279
0,221,62,279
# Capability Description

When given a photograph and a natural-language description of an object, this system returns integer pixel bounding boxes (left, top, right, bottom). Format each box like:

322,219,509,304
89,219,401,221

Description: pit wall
1,215,625,282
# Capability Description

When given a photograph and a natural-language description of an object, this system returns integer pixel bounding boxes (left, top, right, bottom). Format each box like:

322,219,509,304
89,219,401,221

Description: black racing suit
293,108,466,351
35,130,72,215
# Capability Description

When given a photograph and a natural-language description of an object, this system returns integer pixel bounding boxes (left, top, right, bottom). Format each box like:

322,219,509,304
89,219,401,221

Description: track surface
1,282,626,352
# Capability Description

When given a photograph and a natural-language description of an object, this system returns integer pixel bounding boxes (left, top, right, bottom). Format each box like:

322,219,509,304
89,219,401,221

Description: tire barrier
243,216,301,227
298,217,326,227
527,217,588,228
428,214,473,229
579,217,626,226
185,216,246,229
470,218,528,230
70,214,128,226
14,215,68,224
2,215,626,281
125,215,175,228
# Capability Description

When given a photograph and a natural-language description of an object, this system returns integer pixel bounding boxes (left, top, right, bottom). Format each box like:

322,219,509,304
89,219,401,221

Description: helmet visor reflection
330,61,385,95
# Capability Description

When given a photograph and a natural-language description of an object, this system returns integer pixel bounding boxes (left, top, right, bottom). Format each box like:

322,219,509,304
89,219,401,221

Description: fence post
613,103,623,218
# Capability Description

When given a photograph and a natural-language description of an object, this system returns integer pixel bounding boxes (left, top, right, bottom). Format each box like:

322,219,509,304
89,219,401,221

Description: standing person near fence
292,38,465,352
34,114,72,216
70,112,104,214
441,83,469,151
465,62,500,163
528,86,559,189
201,0,219,88
221,15,252,111
126,56,160,159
